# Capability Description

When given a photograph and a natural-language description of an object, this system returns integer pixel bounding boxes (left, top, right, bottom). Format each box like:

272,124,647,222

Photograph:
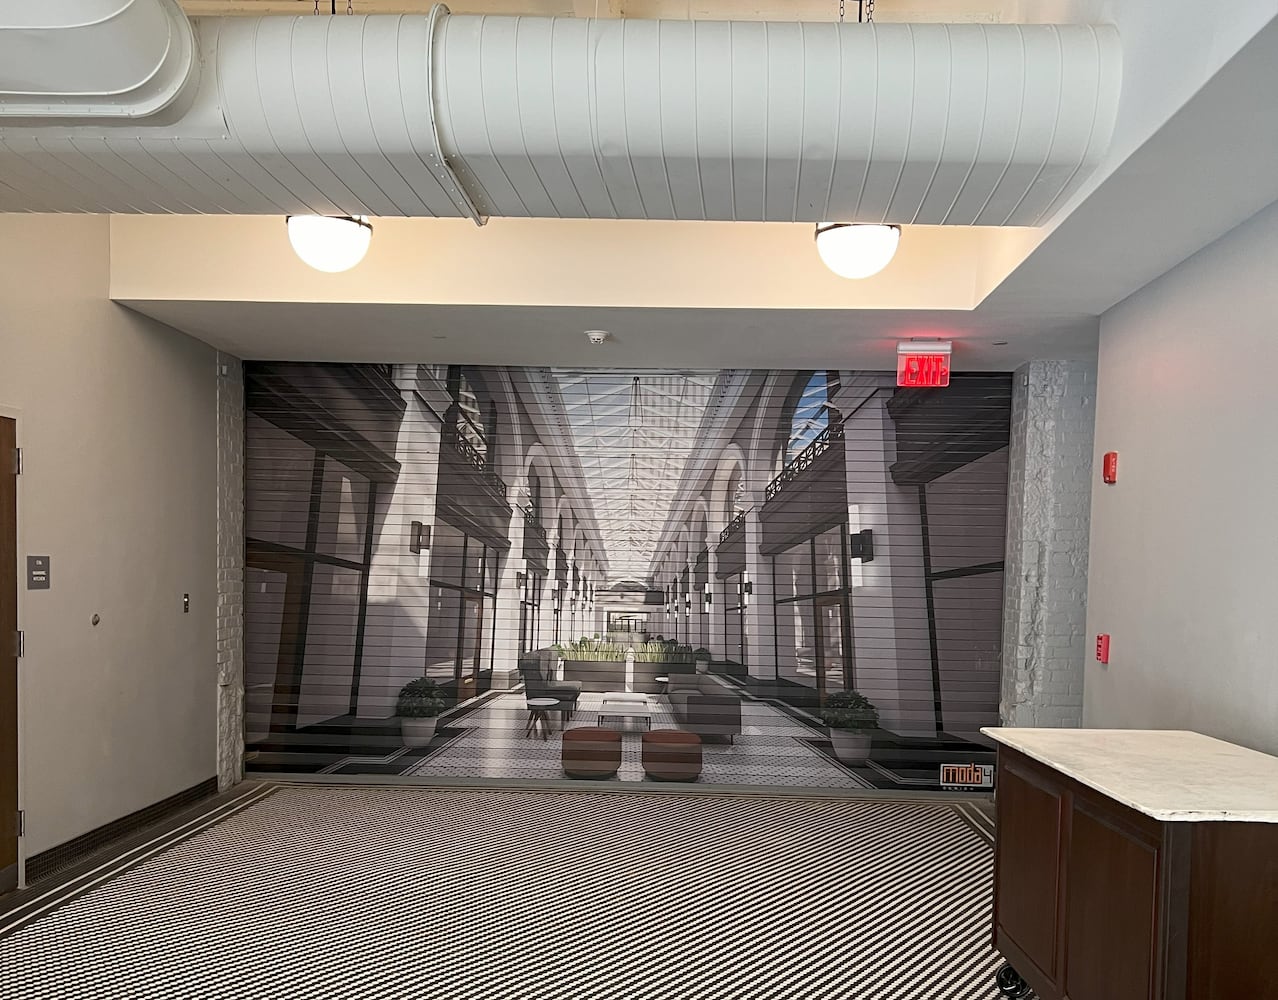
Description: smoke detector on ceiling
585,330,609,345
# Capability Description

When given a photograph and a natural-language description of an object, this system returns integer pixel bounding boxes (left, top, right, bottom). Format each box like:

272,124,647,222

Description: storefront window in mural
243,365,1011,789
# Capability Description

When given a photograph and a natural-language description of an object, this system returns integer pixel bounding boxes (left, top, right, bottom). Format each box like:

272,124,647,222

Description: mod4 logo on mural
940,763,995,790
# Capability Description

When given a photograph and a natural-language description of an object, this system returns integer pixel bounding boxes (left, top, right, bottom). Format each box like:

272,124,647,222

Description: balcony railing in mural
441,425,509,499
764,422,846,501
719,509,747,544
522,505,548,545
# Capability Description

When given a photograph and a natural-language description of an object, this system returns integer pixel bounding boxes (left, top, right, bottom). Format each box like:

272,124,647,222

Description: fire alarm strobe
897,340,952,388
1102,451,1118,484
1096,633,1111,664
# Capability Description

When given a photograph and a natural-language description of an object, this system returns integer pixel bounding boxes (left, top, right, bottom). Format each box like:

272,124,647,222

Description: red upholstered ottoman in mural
561,726,623,779
641,729,703,781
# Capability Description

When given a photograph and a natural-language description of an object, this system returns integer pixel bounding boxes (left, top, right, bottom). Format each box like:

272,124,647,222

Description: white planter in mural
829,729,872,764
401,716,439,748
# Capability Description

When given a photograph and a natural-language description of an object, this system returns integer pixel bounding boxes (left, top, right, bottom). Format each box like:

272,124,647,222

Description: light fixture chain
347,0,353,12
867,0,874,22
838,0,845,22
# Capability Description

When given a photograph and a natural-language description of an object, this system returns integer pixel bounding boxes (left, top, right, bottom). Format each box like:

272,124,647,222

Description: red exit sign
897,341,953,387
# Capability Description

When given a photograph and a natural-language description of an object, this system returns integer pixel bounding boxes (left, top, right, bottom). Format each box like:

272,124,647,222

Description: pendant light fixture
815,223,901,279
815,0,898,280
286,215,373,273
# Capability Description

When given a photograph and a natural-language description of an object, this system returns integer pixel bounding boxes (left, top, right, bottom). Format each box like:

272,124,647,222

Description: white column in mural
834,376,936,738
708,550,726,660
545,519,564,648
491,504,525,690
357,373,443,719
743,509,776,684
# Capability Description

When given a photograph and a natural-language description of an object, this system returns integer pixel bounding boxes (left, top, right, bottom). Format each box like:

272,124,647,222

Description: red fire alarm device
1096,633,1111,664
897,341,952,388
1102,451,1118,484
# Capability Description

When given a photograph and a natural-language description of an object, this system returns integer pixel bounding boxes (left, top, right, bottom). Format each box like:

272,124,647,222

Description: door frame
457,594,483,699
0,408,23,894
813,594,847,702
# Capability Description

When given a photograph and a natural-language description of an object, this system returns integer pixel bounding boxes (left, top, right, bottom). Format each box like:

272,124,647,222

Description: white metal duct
434,17,1121,225
0,5,1121,225
0,0,197,120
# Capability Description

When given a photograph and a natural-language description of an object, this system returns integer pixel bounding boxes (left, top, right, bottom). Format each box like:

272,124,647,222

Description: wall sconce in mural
702,582,713,613
740,579,753,607
409,521,431,554
516,571,527,588
849,528,875,563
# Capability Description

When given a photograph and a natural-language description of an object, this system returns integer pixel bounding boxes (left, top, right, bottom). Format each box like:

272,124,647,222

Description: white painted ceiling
23,0,1278,366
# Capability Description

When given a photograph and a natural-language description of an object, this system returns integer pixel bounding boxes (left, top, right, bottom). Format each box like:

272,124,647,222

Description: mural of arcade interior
244,363,1011,790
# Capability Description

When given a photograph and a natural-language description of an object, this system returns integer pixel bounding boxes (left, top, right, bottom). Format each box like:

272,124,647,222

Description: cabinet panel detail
996,763,1065,981
1065,805,1158,1000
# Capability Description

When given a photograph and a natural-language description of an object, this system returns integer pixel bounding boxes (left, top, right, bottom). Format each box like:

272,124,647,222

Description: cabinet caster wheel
996,964,1032,998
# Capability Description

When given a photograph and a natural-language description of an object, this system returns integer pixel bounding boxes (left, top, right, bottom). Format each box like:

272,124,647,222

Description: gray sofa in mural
666,675,742,742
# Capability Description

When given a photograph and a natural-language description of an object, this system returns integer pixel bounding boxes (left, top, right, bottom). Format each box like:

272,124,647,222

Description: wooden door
1,418,18,894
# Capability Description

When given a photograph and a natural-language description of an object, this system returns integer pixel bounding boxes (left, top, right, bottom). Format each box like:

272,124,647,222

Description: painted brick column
216,354,245,789
1000,360,1096,728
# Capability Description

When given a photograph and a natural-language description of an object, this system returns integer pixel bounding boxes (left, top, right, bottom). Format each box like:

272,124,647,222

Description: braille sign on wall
27,555,50,590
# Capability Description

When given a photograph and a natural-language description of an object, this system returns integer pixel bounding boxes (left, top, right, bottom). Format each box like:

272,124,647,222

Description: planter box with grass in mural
555,638,697,693
820,690,879,764
556,637,629,693
632,640,696,693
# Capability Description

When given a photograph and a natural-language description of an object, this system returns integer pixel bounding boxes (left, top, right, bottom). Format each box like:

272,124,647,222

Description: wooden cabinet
991,746,1278,1000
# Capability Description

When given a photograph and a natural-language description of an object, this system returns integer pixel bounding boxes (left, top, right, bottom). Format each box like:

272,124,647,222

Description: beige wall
0,215,218,856
1084,198,1278,755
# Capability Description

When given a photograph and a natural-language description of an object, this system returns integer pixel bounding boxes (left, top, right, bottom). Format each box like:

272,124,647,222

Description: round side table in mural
525,698,559,739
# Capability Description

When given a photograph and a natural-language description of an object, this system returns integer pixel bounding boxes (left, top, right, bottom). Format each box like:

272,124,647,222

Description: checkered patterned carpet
1,784,1006,998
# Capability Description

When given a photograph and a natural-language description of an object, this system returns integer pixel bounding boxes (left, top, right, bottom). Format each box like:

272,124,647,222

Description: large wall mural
244,364,1012,790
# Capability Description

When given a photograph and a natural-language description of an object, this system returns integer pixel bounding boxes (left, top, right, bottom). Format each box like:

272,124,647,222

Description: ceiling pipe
433,15,1121,225
0,5,1121,224
0,0,198,121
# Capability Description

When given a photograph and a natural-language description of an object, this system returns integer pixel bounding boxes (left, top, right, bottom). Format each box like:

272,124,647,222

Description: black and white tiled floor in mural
393,691,876,787
1,784,1011,999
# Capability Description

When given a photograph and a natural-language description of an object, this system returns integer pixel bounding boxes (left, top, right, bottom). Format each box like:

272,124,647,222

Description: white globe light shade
286,215,373,272
815,223,901,279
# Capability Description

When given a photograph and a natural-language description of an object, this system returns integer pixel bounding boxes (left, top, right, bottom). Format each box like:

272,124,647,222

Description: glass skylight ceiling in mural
788,370,834,463
551,369,718,587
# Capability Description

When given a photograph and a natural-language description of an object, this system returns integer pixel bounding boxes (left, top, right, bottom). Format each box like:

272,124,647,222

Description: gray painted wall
1086,198,1278,755
0,215,218,855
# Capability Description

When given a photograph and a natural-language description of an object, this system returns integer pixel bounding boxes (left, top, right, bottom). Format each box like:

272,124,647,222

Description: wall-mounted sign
27,555,50,590
940,762,994,790
897,340,953,388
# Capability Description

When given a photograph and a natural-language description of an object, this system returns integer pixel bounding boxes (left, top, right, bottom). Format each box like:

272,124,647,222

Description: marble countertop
980,728,1278,823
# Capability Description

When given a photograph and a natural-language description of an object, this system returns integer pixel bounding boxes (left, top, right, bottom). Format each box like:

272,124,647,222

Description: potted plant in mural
397,677,446,748
820,691,879,764
693,648,712,674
